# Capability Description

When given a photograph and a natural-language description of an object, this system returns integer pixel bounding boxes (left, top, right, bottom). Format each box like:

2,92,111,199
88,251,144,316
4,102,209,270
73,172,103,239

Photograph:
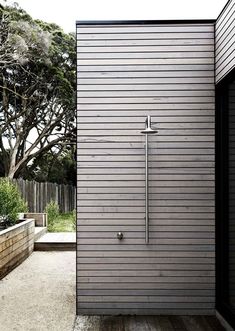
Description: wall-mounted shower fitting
141,116,158,244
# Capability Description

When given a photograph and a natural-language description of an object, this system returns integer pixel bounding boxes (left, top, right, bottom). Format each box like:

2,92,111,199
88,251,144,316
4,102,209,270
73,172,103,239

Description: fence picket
4,178,76,213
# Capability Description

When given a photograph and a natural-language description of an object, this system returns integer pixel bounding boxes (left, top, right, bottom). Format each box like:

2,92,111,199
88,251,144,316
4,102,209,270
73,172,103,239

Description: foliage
0,178,28,225
0,2,51,67
47,212,76,232
45,200,59,231
21,148,76,185
0,3,76,179
0,152,5,177
72,209,76,231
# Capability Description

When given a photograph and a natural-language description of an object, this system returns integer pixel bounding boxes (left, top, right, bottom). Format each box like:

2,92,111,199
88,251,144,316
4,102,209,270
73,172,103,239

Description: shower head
141,115,158,134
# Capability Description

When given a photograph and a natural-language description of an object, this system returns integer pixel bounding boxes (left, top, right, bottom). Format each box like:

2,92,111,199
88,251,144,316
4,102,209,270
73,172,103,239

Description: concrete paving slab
34,232,76,251
0,251,76,331
35,232,76,243
34,227,47,242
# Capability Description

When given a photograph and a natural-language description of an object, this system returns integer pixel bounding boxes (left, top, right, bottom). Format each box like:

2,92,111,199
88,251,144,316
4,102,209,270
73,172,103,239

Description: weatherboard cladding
216,0,235,83
76,22,215,314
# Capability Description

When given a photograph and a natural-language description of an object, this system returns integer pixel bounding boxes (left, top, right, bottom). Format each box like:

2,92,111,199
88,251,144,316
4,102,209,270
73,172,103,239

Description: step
34,232,76,251
34,227,47,242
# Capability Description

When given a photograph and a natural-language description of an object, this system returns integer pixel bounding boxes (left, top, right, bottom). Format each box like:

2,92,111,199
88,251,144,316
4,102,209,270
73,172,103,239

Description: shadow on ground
73,315,225,331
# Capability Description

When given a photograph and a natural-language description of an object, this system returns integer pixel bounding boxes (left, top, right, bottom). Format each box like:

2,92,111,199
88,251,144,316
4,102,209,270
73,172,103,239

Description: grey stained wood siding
216,0,235,83
77,22,215,315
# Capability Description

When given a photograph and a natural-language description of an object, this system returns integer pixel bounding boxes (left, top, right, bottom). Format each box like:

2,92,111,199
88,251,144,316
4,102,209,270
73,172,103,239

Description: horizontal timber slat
77,25,214,33
0,220,35,279
215,1,235,82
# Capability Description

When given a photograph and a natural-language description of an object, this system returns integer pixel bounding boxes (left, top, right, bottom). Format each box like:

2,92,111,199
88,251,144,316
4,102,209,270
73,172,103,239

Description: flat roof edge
76,19,216,26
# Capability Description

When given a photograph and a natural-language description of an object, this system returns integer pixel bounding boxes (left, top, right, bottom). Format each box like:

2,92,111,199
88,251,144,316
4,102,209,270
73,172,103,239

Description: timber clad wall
216,0,235,83
77,22,215,314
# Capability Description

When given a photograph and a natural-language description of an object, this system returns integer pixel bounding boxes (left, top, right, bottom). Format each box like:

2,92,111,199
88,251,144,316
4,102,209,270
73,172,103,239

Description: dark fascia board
76,19,216,26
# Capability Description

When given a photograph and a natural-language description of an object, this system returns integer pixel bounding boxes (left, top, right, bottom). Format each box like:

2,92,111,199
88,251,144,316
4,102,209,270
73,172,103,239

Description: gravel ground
0,251,76,331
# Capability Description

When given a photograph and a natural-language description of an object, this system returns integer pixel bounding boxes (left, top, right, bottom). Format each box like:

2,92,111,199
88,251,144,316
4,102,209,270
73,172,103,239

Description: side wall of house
215,0,235,326
216,0,235,83
77,22,215,315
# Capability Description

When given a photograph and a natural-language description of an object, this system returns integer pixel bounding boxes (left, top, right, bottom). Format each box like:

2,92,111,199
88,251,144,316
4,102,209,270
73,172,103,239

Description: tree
0,3,76,179
0,2,51,67
21,148,76,186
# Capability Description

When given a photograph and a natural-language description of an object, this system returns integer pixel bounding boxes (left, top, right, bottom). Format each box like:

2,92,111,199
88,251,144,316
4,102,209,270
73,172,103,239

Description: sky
1,0,229,33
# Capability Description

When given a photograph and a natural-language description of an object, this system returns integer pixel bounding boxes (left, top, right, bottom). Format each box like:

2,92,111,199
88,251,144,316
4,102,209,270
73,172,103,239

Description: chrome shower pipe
141,116,158,244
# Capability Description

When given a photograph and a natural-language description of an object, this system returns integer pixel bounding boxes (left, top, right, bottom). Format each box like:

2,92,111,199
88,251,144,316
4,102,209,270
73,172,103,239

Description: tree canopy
0,3,76,180
22,149,76,185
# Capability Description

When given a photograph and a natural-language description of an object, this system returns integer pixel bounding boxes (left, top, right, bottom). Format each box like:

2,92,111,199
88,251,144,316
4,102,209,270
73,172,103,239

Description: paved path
34,232,76,251
0,251,225,331
0,251,76,331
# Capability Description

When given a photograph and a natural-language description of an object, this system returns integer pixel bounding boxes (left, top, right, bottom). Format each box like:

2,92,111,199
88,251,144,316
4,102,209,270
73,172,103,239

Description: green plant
72,209,76,231
0,178,28,225
45,200,59,230
47,212,75,232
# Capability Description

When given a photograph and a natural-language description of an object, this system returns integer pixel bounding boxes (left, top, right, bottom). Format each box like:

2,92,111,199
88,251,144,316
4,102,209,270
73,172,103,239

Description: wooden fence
12,179,76,213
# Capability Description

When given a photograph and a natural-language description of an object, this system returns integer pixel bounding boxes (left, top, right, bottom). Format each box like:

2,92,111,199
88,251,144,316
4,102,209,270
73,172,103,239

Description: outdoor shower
77,19,216,316
141,116,158,243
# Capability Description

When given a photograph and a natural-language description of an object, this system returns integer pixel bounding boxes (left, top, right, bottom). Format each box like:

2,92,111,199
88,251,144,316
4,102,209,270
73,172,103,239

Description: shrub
0,178,28,225
72,209,76,231
45,200,59,230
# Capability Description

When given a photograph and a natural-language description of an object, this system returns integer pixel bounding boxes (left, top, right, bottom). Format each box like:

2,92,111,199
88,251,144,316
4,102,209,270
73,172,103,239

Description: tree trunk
6,146,19,179
6,169,15,179
6,155,27,179
6,163,17,179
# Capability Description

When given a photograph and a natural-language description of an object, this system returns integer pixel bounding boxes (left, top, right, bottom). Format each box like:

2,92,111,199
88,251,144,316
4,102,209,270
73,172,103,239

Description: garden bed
0,219,35,279
47,212,75,232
